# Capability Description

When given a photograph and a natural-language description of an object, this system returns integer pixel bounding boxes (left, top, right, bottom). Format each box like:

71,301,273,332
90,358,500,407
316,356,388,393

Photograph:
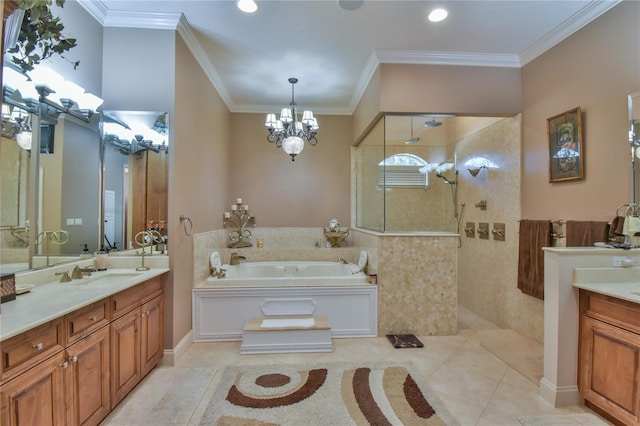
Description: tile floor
102,307,609,425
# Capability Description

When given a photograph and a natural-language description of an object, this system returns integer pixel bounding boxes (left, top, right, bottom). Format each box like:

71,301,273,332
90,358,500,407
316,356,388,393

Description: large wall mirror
630,91,640,204
1,103,32,273
1,94,102,273
100,111,168,253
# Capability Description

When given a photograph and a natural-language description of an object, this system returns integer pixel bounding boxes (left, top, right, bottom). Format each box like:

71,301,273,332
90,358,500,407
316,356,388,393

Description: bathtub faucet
338,257,348,264
211,267,226,279
230,252,247,265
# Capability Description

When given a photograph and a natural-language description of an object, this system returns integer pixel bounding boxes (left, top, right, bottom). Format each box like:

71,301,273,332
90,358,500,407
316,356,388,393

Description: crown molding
374,49,522,68
175,17,234,110
77,0,181,29
76,0,108,25
519,0,622,66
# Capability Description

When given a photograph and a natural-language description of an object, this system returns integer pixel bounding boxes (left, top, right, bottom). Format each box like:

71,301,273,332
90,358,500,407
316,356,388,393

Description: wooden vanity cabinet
0,274,165,426
141,294,164,376
578,290,640,425
110,276,163,408
64,325,111,426
0,351,66,426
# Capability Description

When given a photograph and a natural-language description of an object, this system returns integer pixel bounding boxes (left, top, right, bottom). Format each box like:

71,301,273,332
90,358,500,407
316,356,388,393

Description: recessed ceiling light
237,0,258,14
338,0,364,11
428,8,448,23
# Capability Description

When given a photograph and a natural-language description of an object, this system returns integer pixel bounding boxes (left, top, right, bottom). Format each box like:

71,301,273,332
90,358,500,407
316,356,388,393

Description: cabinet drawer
66,299,110,344
1,318,65,383
582,291,640,334
111,276,163,319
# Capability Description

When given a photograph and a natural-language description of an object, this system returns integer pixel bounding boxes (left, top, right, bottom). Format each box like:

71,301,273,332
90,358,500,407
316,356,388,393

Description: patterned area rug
199,362,458,425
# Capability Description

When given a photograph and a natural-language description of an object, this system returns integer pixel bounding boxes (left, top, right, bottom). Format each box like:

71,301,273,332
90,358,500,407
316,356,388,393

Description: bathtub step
240,316,333,354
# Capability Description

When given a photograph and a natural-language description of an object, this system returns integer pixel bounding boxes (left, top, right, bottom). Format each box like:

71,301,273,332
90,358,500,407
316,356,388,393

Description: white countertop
1,268,169,341
572,267,640,304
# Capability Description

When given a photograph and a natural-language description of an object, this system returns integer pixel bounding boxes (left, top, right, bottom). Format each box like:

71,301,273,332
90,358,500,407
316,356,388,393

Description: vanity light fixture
103,120,167,156
3,64,103,122
265,77,319,161
15,116,32,150
237,0,258,13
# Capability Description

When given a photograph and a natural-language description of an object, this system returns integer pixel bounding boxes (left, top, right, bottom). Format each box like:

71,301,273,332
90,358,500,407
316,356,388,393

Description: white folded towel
260,318,315,328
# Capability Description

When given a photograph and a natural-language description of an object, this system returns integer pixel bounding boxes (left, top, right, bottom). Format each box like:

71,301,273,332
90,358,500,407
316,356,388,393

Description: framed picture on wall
547,107,584,182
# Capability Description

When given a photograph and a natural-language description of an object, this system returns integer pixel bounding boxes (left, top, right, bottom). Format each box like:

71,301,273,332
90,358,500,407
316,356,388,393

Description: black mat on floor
386,334,424,348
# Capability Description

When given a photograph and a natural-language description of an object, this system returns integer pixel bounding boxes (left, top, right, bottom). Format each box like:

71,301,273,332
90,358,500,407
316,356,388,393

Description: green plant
7,0,79,73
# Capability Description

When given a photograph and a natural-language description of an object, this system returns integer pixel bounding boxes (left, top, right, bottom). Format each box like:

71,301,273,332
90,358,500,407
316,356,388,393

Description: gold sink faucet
55,271,72,283
71,265,97,279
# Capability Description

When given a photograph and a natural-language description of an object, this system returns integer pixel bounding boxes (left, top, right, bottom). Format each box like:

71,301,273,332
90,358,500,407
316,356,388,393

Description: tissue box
1,273,16,303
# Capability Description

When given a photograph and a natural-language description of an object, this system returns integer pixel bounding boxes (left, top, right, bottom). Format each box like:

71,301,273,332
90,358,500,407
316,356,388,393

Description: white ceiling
77,0,620,115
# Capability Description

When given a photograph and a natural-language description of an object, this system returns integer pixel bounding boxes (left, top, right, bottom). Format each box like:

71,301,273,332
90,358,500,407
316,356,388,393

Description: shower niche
355,114,458,233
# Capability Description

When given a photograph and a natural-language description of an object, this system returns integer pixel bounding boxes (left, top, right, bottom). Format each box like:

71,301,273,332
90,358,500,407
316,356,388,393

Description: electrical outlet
613,256,637,267
66,218,74,226
74,218,82,225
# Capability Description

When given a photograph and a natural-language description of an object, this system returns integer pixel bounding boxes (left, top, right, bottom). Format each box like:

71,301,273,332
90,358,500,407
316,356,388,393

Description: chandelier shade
265,77,318,161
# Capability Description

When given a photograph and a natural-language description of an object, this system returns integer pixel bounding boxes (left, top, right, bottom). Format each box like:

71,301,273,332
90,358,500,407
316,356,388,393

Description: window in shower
356,114,456,233
378,153,429,188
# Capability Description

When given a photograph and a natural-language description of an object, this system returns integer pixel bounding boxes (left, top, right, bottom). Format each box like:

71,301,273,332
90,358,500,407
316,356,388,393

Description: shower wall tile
377,235,458,336
455,115,544,343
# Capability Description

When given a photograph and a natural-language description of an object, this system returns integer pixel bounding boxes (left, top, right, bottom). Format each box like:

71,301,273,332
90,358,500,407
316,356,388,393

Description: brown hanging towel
517,220,551,300
565,221,610,247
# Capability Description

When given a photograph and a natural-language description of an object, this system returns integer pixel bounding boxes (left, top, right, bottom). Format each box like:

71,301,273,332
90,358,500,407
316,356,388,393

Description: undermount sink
69,272,144,287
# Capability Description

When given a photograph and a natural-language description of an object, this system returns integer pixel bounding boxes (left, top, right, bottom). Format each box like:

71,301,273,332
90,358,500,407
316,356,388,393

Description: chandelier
265,77,319,161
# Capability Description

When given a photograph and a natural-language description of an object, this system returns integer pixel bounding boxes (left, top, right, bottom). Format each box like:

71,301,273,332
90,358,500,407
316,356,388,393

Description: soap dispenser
80,244,92,259
95,246,108,270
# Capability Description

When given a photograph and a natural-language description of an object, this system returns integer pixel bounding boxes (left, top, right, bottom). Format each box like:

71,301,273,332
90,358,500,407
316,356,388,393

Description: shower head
405,137,420,145
425,119,442,128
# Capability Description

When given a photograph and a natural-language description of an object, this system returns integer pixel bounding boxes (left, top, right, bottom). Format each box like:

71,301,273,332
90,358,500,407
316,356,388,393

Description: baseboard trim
161,329,193,366
539,378,583,407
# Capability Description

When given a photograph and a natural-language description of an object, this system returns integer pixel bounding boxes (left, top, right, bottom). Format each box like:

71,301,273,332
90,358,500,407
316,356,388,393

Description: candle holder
223,198,256,248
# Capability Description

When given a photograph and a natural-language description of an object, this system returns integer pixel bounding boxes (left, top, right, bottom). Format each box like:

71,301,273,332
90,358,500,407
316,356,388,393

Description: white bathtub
204,261,368,287
193,260,377,342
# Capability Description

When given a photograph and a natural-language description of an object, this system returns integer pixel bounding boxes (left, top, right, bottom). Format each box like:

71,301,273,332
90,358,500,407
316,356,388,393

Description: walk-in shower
356,114,460,232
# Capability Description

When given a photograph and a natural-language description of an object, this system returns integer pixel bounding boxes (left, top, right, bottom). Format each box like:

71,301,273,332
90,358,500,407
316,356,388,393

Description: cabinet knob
32,342,43,351
89,316,97,322
61,361,69,368
70,356,78,363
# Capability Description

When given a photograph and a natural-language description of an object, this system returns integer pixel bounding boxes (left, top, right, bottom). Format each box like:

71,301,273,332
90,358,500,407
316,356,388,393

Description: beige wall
228,113,351,228
378,63,522,117
352,68,381,144
170,34,231,348
521,1,640,221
